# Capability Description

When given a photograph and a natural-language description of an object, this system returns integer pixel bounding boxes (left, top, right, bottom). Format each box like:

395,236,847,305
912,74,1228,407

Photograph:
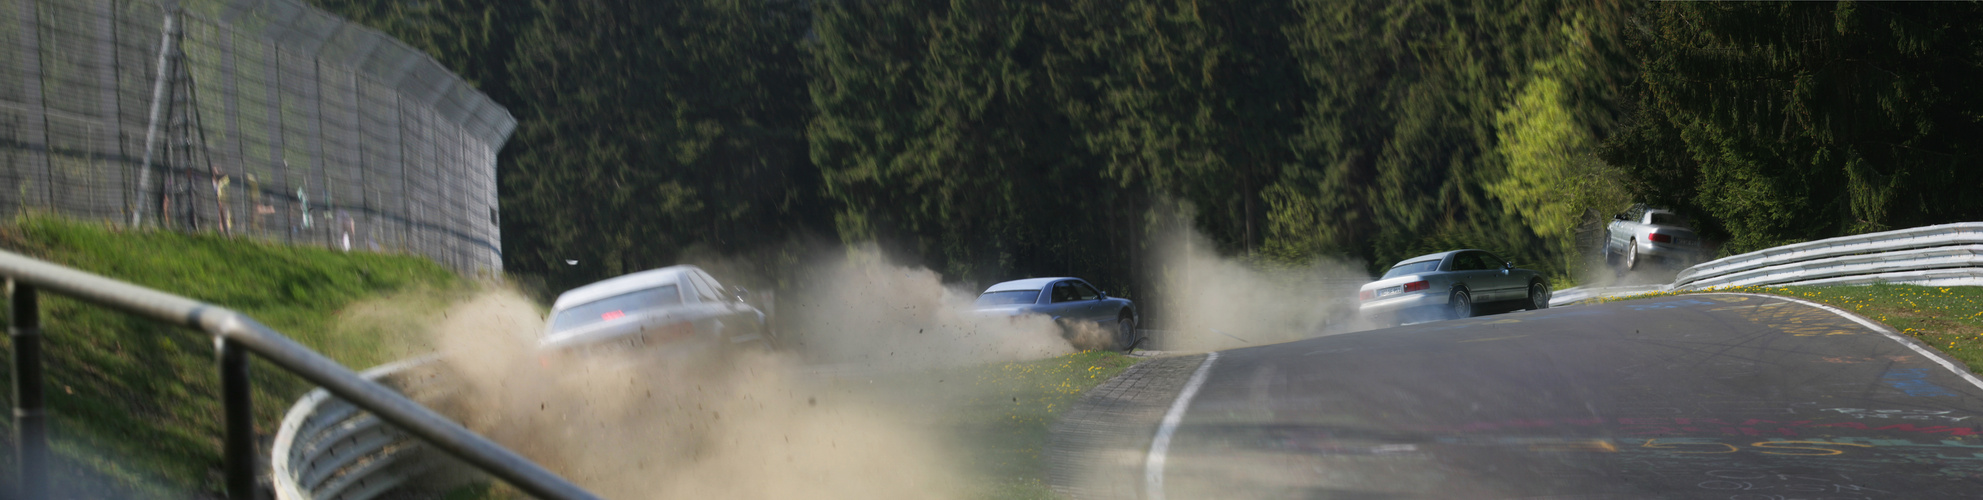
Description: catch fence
0,0,512,273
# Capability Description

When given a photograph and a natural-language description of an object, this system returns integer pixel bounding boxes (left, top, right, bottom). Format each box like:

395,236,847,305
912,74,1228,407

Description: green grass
963,349,1140,498
0,215,465,497
1600,284,1983,375
837,349,1132,499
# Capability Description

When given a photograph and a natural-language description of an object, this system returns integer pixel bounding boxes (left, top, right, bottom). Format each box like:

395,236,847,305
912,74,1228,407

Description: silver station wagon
539,265,769,364
1357,250,1550,325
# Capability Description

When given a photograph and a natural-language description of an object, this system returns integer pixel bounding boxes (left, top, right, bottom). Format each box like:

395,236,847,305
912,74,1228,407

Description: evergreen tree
809,0,1131,288
1604,2,1983,253
501,0,818,288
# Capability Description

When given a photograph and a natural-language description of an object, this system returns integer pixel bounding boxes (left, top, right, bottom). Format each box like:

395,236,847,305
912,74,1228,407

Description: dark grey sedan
1356,249,1550,325
973,277,1140,350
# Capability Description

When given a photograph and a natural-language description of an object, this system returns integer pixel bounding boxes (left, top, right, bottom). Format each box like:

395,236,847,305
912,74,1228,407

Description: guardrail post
0,251,602,500
9,280,48,500
218,337,255,500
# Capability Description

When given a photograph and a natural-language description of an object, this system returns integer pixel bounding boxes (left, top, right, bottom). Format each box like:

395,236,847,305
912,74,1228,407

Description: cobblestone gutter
1046,353,1209,500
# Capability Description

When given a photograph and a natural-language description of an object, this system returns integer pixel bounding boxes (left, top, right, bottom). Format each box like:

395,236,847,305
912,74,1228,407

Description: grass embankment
463,348,1145,500
0,216,465,497
964,350,1140,499
812,350,1139,500
1607,284,1983,375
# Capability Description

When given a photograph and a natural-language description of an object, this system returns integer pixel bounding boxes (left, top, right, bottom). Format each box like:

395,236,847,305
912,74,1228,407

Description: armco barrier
1550,223,1983,305
271,357,483,500
1677,244,1983,290
1673,223,1983,290
1546,284,1665,307
0,250,597,500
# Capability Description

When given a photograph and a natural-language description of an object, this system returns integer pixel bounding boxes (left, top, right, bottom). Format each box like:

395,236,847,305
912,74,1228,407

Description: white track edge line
1720,292,1983,392
1143,351,1218,500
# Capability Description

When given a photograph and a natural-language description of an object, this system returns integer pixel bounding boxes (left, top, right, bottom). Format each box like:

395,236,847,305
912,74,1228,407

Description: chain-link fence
0,0,513,274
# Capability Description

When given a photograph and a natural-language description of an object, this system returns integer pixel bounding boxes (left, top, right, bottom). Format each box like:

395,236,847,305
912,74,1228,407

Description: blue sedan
973,277,1140,350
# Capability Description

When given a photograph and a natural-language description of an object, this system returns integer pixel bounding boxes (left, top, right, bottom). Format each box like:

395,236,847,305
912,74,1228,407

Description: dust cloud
415,250,1095,499
777,251,1087,371
1567,252,1686,290
1144,227,1375,351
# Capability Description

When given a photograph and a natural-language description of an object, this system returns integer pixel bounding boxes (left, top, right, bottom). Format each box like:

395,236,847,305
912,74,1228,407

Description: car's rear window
1649,212,1687,227
976,290,1040,306
1381,260,1442,280
549,285,682,332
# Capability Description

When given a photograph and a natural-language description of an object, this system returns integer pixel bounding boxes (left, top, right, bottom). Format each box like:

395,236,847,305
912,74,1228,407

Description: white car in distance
1605,206,1705,274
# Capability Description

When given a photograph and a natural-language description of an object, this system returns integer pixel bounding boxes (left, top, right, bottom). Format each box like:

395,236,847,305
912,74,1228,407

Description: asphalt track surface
1126,293,1983,499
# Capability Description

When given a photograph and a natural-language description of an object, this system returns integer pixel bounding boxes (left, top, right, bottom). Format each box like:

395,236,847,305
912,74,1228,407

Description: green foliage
1274,0,1631,277
308,0,822,293
807,0,1605,286
1604,2,1983,254
497,0,820,291
0,216,460,496
315,0,1983,292
1488,18,1633,269
304,0,533,107
1053,0,1307,253
809,0,1115,285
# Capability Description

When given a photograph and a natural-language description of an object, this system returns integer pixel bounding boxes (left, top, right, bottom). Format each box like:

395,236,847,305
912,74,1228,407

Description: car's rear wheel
1116,314,1137,351
1527,281,1550,310
1449,289,1474,319
1625,239,1640,271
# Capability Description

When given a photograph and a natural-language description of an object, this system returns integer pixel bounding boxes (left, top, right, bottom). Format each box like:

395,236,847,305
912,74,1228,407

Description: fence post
133,8,182,227
9,280,48,500
218,337,255,500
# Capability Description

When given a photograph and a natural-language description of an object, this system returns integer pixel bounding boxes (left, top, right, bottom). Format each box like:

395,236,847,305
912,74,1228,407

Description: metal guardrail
1673,223,1983,290
271,356,484,500
1677,244,1983,290
1766,267,1983,288
1546,284,1666,307
1548,223,1983,305
0,249,598,500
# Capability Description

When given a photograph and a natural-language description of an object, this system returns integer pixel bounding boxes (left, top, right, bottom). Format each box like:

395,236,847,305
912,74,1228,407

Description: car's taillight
1402,280,1430,293
1359,290,1373,301
1648,233,1673,244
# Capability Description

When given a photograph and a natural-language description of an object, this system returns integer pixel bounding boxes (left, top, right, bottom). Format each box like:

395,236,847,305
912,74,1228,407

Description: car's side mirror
1504,261,1514,269
731,286,750,302
1098,291,1108,300
1613,214,1626,221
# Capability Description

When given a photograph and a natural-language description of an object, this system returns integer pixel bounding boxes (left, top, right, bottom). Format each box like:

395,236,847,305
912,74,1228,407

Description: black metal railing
0,249,599,500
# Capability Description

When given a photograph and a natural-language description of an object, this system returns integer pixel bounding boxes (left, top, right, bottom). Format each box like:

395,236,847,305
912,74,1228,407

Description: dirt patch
417,252,1108,499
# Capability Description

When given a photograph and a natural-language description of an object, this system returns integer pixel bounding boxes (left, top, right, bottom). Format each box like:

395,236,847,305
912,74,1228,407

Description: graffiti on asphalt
1883,368,1960,397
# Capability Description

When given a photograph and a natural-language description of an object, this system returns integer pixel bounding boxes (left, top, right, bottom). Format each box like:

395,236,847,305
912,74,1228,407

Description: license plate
599,335,647,353
1378,286,1403,298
